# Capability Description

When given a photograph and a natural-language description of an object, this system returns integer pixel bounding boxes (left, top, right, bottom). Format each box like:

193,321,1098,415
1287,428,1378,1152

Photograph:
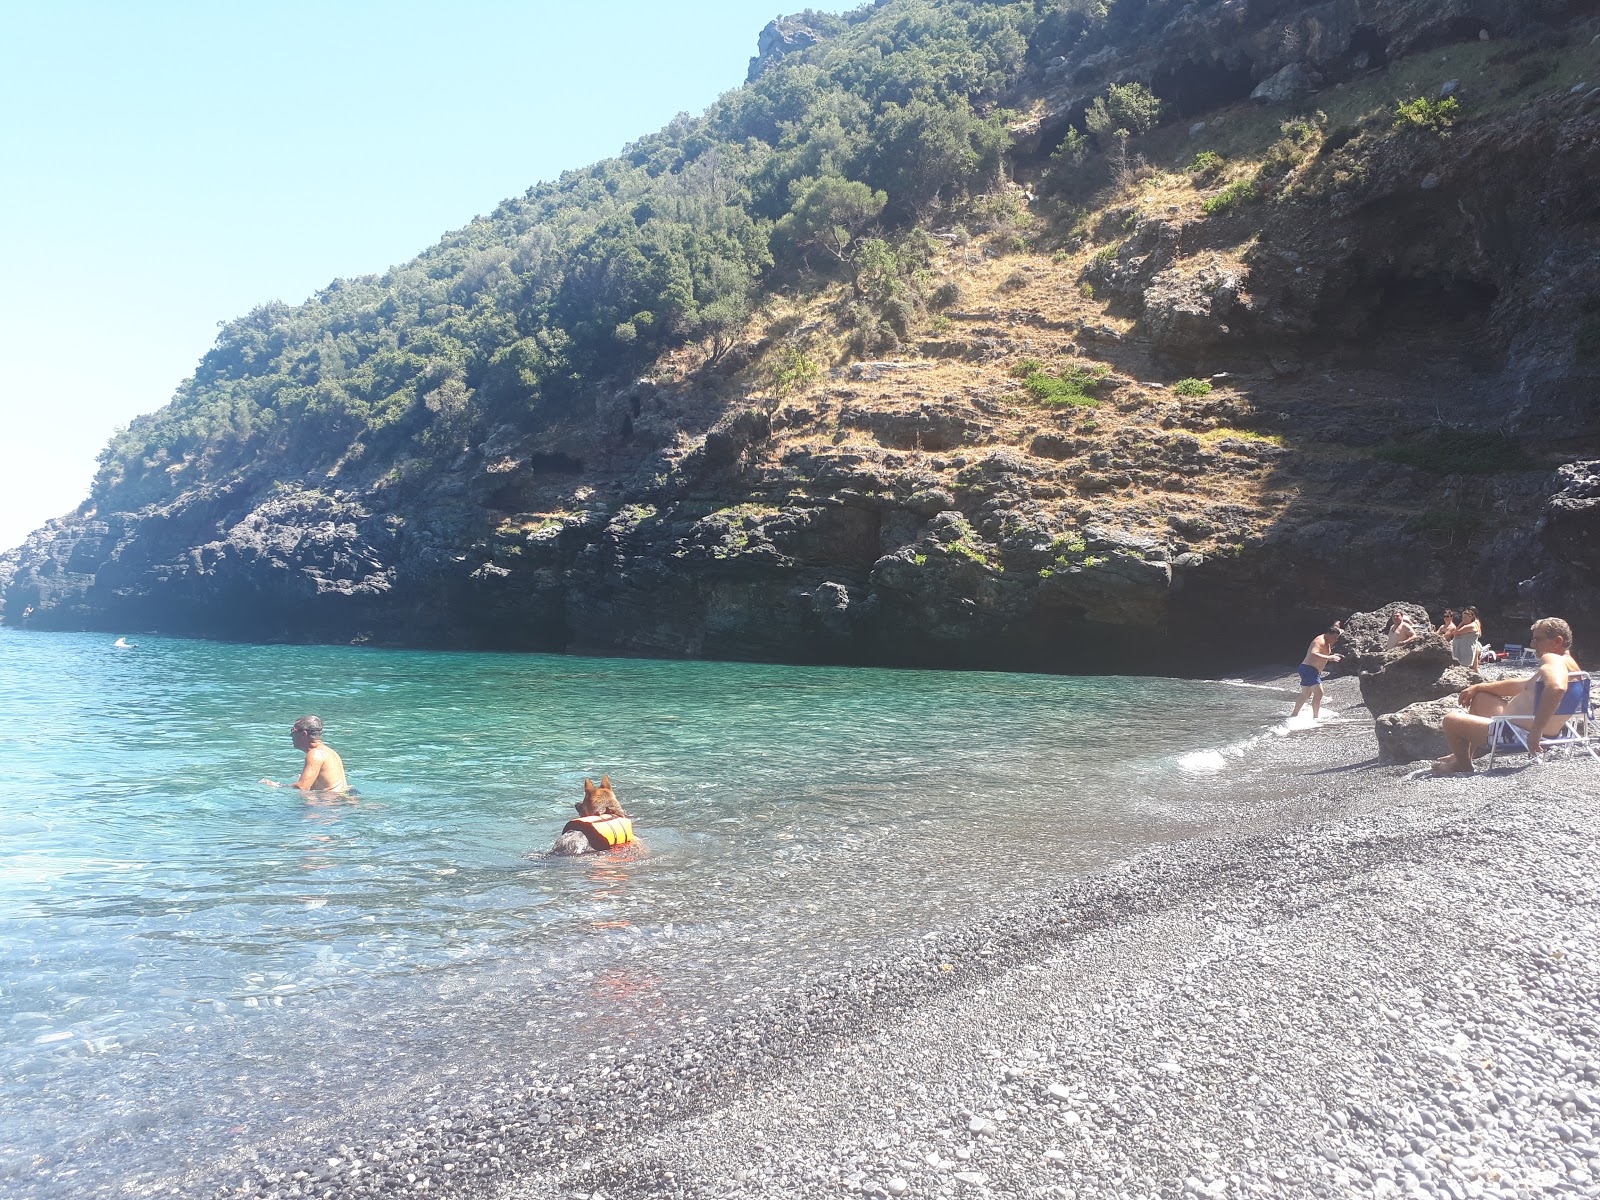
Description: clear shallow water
0,628,1289,1197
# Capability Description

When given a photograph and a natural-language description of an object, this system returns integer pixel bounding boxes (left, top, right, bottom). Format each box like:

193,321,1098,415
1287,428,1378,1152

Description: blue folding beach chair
1499,643,1535,668
1485,671,1597,767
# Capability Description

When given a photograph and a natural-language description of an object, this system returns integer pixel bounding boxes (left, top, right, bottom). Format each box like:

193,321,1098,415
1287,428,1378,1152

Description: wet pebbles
214,677,1600,1200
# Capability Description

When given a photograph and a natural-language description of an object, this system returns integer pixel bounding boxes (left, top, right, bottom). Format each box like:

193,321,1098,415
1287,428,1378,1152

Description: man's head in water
291,716,324,748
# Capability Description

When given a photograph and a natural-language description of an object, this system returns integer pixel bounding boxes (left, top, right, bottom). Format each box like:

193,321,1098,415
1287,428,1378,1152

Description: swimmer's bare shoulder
308,743,349,792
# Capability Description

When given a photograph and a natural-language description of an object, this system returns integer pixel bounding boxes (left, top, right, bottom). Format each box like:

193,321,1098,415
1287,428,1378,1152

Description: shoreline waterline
184,673,1600,1199
1,630,1300,1197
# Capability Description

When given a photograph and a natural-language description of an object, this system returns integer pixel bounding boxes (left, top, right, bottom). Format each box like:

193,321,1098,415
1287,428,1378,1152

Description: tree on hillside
1083,81,1163,186
774,174,888,266
870,97,1009,216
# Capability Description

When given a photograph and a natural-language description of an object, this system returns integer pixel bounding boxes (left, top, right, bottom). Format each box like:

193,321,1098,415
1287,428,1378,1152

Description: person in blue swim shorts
1291,622,1343,719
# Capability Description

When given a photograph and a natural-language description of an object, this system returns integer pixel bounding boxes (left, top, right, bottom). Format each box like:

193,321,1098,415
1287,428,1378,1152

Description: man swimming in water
1291,621,1343,719
260,715,350,793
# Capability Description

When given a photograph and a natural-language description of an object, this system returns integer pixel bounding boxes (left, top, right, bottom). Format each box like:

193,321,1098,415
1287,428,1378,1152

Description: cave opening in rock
1348,24,1388,70
1369,272,1500,333
1150,56,1257,117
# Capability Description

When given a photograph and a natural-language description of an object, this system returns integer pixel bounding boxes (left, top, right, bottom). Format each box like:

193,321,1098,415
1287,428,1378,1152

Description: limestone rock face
1374,695,1457,763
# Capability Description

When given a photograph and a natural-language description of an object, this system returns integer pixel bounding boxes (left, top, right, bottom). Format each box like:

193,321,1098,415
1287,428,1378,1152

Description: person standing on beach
1451,606,1482,668
260,715,350,793
1291,622,1343,719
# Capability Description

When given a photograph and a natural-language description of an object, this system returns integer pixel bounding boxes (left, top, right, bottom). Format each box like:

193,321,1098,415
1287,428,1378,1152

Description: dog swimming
548,775,637,856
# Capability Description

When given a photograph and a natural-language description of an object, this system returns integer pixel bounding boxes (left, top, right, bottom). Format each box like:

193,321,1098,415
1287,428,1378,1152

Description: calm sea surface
0,628,1290,1197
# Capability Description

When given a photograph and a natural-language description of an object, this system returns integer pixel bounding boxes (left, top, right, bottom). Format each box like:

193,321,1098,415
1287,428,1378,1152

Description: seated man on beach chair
1432,617,1582,774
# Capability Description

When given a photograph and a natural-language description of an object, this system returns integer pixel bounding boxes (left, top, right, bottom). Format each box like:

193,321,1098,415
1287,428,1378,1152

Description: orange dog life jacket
562,814,635,850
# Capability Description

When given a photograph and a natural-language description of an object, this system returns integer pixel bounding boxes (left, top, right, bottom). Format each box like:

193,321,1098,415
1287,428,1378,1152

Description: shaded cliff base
201,677,1600,1199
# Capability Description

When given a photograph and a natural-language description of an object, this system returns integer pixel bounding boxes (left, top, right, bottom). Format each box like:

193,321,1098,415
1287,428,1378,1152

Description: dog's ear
583,778,595,794
600,774,611,789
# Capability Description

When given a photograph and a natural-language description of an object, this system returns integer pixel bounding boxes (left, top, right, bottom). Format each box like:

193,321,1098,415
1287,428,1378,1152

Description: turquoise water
0,628,1288,1197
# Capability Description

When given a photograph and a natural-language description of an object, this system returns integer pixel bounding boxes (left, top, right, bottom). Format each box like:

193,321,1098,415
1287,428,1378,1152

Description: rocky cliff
4,0,1599,671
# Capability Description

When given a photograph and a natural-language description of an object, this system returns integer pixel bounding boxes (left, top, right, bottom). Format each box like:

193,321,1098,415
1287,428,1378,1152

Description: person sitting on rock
1431,617,1581,775
1383,610,1418,650
1291,622,1343,720
1435,609,1458,639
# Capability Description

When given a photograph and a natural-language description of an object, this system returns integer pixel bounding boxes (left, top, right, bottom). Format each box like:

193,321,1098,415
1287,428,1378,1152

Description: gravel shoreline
216,674,1600,1200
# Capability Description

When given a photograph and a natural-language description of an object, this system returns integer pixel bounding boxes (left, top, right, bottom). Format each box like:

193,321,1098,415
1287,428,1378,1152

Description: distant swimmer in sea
260,715,350,794
1291,621,1343,720
112,637,138,649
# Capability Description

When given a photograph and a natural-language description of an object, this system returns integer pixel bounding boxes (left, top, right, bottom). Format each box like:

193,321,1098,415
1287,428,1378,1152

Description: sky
0,1,851,553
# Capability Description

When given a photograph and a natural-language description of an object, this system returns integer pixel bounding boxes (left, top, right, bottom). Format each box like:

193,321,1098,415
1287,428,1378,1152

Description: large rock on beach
1374,694,1456,763
1357,636,1475,717
1334,601,1436,676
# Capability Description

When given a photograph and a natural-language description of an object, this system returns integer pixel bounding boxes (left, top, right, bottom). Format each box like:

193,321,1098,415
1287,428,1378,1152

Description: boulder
1335,601,1436,675
1358,637,1476,717
1138,262,1241,351
1374,695,1457,764
1251,62,1322,104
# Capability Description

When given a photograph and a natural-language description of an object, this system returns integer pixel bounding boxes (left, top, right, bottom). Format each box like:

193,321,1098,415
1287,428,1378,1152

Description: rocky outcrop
1336,603,1438,676
747,15,835,81
1251,62,1323,104
1358,637,1476,717
1542,460,1600,576
1374,694,1457,763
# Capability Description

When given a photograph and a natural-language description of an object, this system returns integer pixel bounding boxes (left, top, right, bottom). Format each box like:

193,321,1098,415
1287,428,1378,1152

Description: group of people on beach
1293,609,1587,774
1383,606,1485,669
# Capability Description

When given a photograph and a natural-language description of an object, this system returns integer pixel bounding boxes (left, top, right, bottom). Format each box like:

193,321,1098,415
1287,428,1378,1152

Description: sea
0,627,1301,1198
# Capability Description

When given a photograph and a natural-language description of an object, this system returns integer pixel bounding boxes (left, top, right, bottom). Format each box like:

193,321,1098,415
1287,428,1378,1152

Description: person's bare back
261,715,350,793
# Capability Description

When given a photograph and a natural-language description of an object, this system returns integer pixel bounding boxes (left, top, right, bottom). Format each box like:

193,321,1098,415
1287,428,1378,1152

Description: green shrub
1186,151,1225,182
1201,178,1257,215
1172,377,1213,397
1393,96,1461,132
1021,362,1109,408
769,346,820,395
1084,82,1163,139
1373,428,1531,474
1010,357,1045,379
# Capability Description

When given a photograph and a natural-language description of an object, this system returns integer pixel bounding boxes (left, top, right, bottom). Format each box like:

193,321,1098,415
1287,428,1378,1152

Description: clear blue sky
0,1,849,553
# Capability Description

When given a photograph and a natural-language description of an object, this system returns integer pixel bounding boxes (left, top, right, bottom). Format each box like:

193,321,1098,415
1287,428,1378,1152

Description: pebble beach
212,673,1600,1200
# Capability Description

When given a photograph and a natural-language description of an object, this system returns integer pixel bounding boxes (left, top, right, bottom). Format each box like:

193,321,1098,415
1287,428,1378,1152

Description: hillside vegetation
6,0,1600,666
